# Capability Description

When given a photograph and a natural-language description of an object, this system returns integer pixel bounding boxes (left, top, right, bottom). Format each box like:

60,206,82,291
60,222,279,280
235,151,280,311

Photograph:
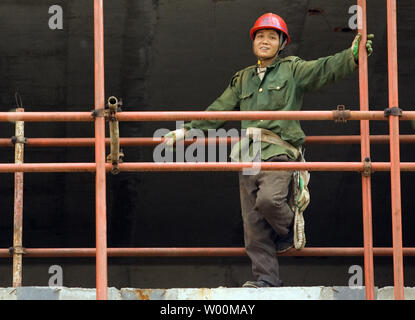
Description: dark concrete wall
0,0,414,288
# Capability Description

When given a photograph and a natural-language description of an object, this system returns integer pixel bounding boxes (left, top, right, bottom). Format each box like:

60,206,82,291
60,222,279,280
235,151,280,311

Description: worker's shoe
242,280,281,288
276,228,294,253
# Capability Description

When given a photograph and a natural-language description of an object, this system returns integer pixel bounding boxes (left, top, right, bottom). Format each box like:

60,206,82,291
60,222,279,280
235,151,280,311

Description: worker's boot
242,279,282,288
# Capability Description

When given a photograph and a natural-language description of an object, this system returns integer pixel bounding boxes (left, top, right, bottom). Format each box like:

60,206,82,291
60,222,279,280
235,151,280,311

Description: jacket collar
268,55,282,69
249,55,282,84
252,55,282,72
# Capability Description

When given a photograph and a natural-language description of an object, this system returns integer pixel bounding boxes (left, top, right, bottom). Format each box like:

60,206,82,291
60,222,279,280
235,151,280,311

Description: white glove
164,128,187,147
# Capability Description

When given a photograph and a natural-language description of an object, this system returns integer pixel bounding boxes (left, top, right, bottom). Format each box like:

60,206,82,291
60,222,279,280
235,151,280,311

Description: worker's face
253,29,280,65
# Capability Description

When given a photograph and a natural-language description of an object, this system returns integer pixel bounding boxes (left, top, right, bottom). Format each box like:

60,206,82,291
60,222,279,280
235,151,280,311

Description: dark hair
253,29,285,42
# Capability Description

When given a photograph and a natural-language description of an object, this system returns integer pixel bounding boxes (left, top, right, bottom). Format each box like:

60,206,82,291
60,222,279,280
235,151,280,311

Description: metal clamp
91,97,122,120
11,136,27,145
363,157,372,177
106,96,124,175
384,107,402,117
333,105,351,123
91,108,109,119
106,149,125,174
9,246,26,255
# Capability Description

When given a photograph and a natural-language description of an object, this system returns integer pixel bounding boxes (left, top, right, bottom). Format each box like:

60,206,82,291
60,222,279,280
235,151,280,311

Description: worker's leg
255,155,295,237
239,171,282,287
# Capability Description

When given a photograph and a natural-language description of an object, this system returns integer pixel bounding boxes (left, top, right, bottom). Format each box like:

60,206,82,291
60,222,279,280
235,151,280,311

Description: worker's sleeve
291,48,358,92
184,73,241,132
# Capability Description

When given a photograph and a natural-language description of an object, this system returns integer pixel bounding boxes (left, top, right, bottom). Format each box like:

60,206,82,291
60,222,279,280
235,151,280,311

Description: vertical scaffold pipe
387,0,404,300
357,0,375,300
12,108,24,287
94,0,108,300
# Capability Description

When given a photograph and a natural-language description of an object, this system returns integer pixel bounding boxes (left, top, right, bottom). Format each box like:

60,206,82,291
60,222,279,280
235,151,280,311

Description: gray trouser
239,155,294,286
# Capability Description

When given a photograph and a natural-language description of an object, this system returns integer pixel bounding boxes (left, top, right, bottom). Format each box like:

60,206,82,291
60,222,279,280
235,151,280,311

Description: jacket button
258,88,263,92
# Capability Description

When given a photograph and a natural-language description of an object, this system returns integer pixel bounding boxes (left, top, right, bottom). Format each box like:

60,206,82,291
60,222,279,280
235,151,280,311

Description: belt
245,127,301,159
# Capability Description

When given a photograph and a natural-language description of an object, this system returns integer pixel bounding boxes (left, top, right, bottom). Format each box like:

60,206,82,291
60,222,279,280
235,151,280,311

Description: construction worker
164,13,374,288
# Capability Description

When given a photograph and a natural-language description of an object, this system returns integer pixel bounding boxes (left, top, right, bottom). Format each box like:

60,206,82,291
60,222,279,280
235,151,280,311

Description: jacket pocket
268,79,288,92
239,91,254,100
239,90,254,110
268,80,289,109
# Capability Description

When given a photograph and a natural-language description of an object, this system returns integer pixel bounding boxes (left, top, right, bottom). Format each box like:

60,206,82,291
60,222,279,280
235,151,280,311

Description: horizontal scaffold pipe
0,162,415,173
1,135,415,147
116,111,415,121
0,112,92,122
0,247,415,257
1,110,415,122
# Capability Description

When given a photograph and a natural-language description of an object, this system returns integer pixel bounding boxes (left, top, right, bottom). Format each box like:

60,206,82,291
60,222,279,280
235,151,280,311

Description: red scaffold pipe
0,135,415,148
1,110,415,122
115,110,415,121
387,0,404,300
0,162,414,173
0,247,415,258
357,0,375,300
94,0,108,300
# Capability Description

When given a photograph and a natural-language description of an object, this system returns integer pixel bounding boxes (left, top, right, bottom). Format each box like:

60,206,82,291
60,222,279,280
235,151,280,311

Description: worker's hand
296,175,310,212
351,33,374,62
163,128,187,148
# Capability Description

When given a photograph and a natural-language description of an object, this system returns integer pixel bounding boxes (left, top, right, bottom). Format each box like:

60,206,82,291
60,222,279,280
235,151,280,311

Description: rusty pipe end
107,96,119,111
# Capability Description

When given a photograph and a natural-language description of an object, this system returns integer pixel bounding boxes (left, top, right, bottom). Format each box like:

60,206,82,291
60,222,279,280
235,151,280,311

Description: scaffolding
0,0,411,300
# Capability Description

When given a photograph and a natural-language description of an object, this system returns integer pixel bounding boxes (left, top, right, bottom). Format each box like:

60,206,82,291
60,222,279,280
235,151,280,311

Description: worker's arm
164,73,241,147
184,73,241,132
291,48,358,92
291,34,374,92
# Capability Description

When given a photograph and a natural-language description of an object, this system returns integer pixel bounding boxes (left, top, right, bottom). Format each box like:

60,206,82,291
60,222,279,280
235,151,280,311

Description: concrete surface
0,286,414,300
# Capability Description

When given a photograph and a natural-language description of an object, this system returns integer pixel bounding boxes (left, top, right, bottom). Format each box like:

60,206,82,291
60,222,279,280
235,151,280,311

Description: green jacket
184,48,358,161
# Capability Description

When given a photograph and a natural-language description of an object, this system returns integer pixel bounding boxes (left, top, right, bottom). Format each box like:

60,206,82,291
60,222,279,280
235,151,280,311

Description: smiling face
253,29,281,67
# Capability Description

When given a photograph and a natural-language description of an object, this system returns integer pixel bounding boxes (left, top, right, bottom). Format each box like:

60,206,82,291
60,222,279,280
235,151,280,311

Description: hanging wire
15,92,23,109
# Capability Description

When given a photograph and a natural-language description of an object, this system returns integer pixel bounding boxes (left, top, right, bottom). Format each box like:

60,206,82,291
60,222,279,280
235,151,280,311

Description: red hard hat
250,13,290,45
